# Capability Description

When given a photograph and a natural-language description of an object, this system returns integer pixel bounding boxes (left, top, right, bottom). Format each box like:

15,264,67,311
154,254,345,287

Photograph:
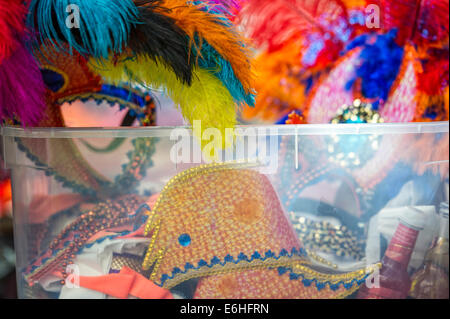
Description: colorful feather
190,0,255,106
0,42,45,125
417,50,449,95
194,0,241,16
345,30,405,104
241,42,308,123
237,0,349,52
27,0,139,59
147,0,253,98
196,37,255,107
130,1,194,85
90,55,237,149
367,0,450,46
0,0,26,63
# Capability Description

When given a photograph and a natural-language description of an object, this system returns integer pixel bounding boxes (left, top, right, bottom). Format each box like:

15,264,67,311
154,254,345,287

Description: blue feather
345,29,404,105
196,40,255,107
191,1,255,107
27,0,139,59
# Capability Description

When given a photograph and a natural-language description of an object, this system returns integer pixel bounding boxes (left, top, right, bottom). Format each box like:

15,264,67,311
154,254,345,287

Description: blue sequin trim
156,247,308,287
277,266,369,291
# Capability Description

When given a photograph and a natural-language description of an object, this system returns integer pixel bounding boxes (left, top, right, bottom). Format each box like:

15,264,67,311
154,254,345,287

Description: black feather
130,0,194,85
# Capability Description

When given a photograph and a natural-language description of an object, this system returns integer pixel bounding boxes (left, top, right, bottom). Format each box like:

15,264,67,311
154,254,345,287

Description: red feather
0,0,26,63
418,55,449,95
367,0,449,46
237,0,349,52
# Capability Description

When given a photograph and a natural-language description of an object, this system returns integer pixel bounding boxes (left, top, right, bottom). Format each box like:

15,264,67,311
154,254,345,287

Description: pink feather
0,0,26,63
368,0,449,46
0,42,46,126
237,0,349,51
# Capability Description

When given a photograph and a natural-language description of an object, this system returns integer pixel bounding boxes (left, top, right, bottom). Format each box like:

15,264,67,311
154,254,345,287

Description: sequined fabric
194,268,361,299
142,163,374,298
143,164,305,289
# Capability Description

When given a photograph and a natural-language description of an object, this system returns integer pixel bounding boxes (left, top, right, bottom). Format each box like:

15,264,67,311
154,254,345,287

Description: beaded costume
1,0,447,299
236,0,449,267
237,0,449,124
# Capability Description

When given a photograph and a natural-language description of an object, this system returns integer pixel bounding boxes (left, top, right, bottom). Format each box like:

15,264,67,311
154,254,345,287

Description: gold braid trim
160,257,310,290
289,262,381,284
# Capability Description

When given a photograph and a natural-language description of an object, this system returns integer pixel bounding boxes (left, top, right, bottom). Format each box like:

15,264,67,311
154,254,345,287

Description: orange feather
146,0,253,94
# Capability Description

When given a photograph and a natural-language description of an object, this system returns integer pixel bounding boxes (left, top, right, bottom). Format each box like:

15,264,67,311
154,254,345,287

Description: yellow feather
90,56,237,154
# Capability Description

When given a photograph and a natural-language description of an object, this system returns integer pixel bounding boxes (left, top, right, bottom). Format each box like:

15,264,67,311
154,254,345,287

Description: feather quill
0,42,46,125
27,0,139,58
0,0,26,63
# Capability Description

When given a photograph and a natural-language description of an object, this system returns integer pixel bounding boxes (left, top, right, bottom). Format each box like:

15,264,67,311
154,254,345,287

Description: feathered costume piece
238,0,363,123
91,56,236,148
132,0,254,108
0,0,25,63
0,0,46,126
237,0,350,52
238,0,449,124
88,0,255,145
23,0,254,142
27,0,139,59
369,0,449,47
0,43,46,126
2,0,254,195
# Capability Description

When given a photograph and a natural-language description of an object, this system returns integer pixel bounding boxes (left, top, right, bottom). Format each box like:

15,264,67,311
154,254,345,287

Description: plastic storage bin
1,122,449,299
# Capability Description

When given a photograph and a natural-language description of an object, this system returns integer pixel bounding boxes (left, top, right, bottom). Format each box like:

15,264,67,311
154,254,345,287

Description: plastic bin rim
1,121,449,138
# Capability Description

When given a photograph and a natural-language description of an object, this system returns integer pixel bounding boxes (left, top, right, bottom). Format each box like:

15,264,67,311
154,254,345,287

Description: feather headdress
88,0,255,146
6,0,254,142
90,55,237,149
238,0,449,124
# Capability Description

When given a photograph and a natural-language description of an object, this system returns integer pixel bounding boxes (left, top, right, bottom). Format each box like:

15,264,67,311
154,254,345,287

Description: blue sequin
178,234,191,247
302,278,312,287
278,267,288,275
211,256,221,265
172,267,182,274
316,282,326,291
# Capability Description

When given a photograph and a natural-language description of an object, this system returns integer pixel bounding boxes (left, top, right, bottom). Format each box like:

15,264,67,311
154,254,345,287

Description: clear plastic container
1,122,449,299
